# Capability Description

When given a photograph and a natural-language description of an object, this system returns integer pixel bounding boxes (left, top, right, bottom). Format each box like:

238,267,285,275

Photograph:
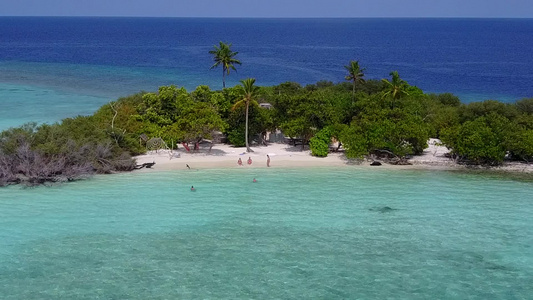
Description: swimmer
253,178,257,183
190,185,195,191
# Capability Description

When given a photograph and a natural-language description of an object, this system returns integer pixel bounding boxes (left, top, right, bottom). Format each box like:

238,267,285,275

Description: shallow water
0,82,108,129
1,167,532,299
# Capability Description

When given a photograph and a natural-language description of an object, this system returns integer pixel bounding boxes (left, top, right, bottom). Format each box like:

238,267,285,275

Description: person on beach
247,157,252,165
186,164,191,170
191,186,195,191
238,158,243,166
267,155,270,167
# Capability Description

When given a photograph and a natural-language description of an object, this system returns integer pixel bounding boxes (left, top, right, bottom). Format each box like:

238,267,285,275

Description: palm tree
209,42,241,88
344,60,365,96
382,71,409,108
233,78,260,153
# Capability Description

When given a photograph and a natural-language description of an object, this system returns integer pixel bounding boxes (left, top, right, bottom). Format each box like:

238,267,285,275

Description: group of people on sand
238,154,270,167
237,157,251,166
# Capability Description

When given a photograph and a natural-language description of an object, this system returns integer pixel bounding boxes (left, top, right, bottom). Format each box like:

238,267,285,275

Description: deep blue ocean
1,17,533,129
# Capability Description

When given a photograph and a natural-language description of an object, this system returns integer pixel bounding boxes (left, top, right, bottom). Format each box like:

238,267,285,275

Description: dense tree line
440,99,533,164
1,68,532,186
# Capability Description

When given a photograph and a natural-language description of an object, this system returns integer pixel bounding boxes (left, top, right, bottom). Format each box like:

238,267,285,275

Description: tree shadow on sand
284,145,310,152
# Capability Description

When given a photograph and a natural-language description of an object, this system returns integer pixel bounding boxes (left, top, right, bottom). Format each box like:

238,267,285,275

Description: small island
1,58,532,186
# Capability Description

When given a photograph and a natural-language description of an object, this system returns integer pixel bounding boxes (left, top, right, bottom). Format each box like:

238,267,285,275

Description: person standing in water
267,155,271,167
190,186,195,191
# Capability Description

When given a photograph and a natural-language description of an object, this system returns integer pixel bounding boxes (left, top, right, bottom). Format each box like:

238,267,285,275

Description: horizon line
0,15,532,19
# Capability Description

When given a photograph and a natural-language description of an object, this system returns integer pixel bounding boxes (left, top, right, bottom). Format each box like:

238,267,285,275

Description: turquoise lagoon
1,17,533,299
0,82,109,130
0,167,532,299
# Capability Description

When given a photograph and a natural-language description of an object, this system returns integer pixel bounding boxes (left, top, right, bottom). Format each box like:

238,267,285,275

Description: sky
0,0,532,18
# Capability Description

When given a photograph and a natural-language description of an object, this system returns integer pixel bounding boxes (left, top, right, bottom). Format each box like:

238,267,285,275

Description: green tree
273,81,302,95
441,113,511,165
343,93,429,158
309,124,348,157
137,85,191,127
209,42,241,88
309,127,331,157
344,60,365,97
509,129,533,162
134,85,228,148
515,98,533,115
459,100,518,123
339,124,368,159
173,102,227,145
227,101,273,147
191,85,213,103
382,71,409,106
273,90,340,150
434,93,461,107
92,93,147,154
233,78,260,152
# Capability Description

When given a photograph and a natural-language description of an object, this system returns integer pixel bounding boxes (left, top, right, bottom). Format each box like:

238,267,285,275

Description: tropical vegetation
344,60,365,97
1,58,532,186
209,41,241,88
233,78,260,153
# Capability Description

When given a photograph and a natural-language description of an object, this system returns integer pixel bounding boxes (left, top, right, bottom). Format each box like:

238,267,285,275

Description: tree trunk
335,142,342,152
352,80,355,97
222,67,226,88
245,101,252,152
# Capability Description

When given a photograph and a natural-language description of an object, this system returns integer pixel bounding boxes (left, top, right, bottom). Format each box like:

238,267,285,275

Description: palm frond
209,41,241,88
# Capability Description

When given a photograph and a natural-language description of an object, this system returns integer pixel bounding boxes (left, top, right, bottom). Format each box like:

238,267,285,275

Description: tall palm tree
233,78,260,153
209,42,241,88
382,71,409,104
344,60,365,96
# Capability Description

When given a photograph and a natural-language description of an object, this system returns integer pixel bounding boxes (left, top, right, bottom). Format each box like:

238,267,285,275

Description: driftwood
371,149,412,165
134,162,156,169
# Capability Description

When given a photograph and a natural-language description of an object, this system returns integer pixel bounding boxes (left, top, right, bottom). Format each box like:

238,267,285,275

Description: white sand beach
134,143,347,171
134,139,533,174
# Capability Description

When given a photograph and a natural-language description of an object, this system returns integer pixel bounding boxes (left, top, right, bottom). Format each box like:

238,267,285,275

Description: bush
516,98,533,115
441,113,510,165
310,128,331,157
0,119,137,186
227,129,246,147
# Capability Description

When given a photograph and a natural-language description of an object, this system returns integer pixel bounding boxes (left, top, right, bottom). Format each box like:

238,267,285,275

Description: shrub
310,127,331,157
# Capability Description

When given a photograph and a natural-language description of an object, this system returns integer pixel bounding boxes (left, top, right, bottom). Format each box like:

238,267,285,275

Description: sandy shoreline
134,139,533,174
134,143,348,171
